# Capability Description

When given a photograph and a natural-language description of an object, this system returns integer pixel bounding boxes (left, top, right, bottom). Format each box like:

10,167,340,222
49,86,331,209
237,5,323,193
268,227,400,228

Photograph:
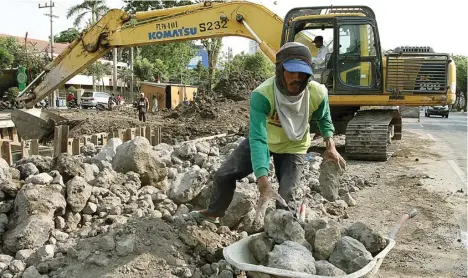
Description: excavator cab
282,6,383,95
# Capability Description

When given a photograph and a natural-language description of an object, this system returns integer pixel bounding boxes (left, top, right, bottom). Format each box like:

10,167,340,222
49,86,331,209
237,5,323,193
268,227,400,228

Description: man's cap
276,42,313,75
140,93,144,96
312,36,323,43
283,59,313,75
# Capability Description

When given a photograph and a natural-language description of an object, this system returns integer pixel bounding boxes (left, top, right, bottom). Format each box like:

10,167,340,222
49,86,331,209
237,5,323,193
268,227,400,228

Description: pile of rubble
248,210,387,275
0,135,373,277
213,72,265,101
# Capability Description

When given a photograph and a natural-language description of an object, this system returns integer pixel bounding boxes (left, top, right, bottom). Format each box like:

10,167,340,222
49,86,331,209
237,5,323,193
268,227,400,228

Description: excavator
11,1,456,160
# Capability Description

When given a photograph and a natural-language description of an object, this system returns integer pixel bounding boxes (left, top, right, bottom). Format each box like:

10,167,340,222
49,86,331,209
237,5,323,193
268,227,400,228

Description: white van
81,92,110,109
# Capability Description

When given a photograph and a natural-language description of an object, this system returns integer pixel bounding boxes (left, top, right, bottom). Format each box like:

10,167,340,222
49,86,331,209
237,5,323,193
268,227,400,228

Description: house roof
139,81,197,88
0,33,69,55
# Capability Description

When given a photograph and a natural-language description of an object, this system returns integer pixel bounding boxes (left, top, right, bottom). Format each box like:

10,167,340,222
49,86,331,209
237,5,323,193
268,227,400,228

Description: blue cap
283,59,312,75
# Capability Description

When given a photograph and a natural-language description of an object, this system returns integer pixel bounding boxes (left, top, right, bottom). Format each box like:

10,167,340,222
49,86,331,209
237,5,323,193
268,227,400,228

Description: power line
38,0,58,60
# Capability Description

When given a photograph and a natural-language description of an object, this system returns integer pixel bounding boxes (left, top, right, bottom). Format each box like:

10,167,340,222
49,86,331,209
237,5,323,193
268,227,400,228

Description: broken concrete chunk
267,241,316,274
318,160,342,201
315,260,346,276
66,176,92,213
328,236,373,274
168,166,210,204
264,209,305,244
346,221,387,254
175,142,197,160
314,227,342,260
195,141,211,154
94,138,122,162
248,233,274,264
304,219,328,248
16,163,39,180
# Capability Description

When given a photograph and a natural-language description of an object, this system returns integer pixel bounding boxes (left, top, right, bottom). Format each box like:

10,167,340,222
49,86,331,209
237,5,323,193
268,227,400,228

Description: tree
243,52,275,78
133,58,169,83
54,28,79,43
66,0,109,29
0,48,14,69
201,38,223,92
453,55,467,111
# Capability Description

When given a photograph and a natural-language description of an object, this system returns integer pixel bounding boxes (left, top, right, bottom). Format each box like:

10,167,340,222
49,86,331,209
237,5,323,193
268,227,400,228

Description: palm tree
66,0,109,29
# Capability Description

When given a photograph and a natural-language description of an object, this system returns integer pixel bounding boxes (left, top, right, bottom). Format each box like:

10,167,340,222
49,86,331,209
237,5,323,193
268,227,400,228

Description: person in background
152,95,159,114
137,93,149,122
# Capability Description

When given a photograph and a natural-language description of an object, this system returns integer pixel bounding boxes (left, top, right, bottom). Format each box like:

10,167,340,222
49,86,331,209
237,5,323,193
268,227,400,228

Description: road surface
404,111,467,190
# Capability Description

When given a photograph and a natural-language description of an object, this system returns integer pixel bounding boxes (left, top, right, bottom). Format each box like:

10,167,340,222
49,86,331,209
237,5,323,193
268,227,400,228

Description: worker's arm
311,91,335,140
249,92,271,179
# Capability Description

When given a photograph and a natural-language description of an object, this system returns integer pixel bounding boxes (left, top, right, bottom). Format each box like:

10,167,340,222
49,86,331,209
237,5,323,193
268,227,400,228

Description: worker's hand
323,137,346,171
255,176,287,222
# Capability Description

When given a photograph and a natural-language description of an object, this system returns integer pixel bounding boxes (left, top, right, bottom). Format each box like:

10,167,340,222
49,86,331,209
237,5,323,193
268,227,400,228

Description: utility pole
39,0,58,61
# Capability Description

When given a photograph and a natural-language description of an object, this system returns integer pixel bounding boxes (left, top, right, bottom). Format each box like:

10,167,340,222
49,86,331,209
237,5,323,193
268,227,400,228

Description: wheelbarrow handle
388,208,418,240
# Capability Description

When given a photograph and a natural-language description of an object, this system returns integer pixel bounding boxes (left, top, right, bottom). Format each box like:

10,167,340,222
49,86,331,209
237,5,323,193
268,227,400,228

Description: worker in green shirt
190,42,346,224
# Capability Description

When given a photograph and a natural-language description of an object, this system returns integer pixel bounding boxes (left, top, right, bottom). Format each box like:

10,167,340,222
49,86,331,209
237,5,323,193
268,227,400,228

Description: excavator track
345,109,402,161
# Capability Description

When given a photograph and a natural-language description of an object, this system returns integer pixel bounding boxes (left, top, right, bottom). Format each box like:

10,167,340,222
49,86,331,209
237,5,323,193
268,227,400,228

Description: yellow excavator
11,1,456,160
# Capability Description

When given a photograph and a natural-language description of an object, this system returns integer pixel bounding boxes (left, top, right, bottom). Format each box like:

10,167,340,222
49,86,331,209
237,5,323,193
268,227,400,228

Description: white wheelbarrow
223,209,417,278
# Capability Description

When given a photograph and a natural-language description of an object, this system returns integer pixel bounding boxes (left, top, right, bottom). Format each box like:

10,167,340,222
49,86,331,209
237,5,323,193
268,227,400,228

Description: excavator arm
17,1,283,108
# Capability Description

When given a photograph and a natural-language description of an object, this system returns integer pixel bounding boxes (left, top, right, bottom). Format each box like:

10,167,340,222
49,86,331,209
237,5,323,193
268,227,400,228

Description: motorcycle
67,99,79,109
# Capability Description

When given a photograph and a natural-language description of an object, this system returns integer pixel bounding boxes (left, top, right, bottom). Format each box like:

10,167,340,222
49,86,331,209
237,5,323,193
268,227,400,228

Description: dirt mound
213,72,265,101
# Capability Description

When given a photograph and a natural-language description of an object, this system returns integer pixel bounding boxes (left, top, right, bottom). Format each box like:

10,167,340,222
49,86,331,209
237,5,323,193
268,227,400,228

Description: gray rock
220,182,258,229
175,142,197,160
97,196,122,213
49,170,65,187
304,219,328,248
8,259,25,273
15,155,52,173
343,193,357,207
66,176,91,212
15,249,35,263
23,265,49,278
25,173,53,185
248,233,274,264
217,270,234,278
0,179,21,197
169,166,210,204
65,211,81,231
318,160,342,201
315,260,346,276
83,163,99,183
1,270,13,278
116,235,134,256
314,227,341,260
101,235,115,251
328,236,373,274
346,221,387,254
52,153,85,183
267,241,316,274
88,253,110,267
194,153,208,167
112,137,168,189
82,202,97,214
55,216,66,230
195,141,211,154
209,146,219,156
0,255,13,264
53,230,69,242
16,163,39,180
36,245,54,262
0,213,8,234
0,158,11,181
94,138,122,162
240,209,263,234
81,143,97,156
264,209,305,244
167,167,178,179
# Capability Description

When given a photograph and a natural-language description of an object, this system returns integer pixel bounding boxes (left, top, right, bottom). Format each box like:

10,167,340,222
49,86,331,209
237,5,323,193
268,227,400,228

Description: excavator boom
17,1,283,108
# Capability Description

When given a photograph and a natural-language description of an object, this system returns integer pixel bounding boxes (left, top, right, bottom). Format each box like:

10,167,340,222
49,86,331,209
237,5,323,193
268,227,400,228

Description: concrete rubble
0,135,379,277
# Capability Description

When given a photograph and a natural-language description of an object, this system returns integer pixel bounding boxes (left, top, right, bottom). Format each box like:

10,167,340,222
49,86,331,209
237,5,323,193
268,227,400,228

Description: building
187,44,209,69
139,81,198,111
248,40,260,54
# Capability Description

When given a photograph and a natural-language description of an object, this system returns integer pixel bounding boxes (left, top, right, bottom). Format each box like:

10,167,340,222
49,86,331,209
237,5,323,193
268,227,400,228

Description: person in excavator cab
188,42,346,224
137,93,149,122
311,36,329,71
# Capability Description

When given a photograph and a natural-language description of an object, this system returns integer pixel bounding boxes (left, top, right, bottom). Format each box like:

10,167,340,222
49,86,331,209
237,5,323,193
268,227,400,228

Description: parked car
425,105,449,118
80,92,110,109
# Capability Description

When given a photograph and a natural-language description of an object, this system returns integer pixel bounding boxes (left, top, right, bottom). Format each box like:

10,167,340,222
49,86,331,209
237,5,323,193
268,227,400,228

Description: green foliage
0,48,14,69
0,36,47,78
67,86,77,93
87,62,112,80
6,87,19,101
133,57,168,82
221,52,275,80
453,55,467,94
66,0,109,28
54,28,80,43
122,0,196,13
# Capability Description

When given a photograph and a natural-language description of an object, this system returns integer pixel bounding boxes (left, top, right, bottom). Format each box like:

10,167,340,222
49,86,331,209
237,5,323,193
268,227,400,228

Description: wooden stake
31,139,39,155
72,138,81,155
10,128,19,142
145,126,151,142
0,140,12,165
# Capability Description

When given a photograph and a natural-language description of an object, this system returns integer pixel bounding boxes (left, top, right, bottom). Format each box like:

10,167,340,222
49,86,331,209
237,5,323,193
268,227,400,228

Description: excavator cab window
281,6,383,95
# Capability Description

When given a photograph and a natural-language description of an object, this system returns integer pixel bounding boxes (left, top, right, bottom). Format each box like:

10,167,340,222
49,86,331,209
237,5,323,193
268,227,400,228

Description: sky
0,0,467,57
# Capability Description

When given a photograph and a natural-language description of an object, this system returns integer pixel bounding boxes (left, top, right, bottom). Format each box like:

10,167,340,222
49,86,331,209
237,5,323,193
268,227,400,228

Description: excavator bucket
10,109,84,143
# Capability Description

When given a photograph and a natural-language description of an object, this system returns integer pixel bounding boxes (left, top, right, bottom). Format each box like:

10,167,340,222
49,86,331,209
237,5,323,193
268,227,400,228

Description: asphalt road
405,111,467,183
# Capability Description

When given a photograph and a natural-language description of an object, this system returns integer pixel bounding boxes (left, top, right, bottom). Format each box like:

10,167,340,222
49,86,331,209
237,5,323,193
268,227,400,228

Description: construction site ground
56,107,467,277
0,104,466,278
